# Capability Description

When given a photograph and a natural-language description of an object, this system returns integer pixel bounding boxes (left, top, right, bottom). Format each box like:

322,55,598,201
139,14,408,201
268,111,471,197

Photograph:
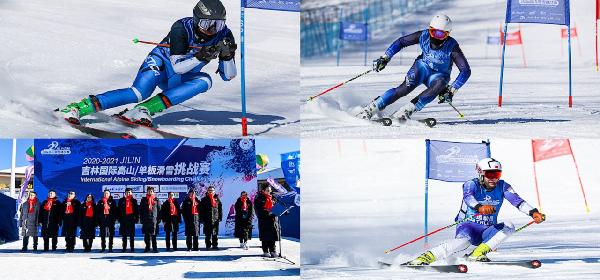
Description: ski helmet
193,0,226,42
193,0,226,21
429,14,452,34
476,158,502,182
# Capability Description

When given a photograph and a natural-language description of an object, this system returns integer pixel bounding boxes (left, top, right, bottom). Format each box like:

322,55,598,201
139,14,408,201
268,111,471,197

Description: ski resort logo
519,0,559,7
196,1,211,15
343,24,364,34
41,141,71,155
482,195,501,206
239,139,253,150
537,139,564,151
435,146,479,165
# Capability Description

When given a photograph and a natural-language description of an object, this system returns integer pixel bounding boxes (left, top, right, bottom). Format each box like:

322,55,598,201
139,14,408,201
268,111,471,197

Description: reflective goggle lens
429,27,449,39
483,170,502,179
198,19,225,33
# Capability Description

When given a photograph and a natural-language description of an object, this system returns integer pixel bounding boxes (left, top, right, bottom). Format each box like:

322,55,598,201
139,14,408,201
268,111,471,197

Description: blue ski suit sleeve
449,45,471,89
502,183,535,216
384,31,422,58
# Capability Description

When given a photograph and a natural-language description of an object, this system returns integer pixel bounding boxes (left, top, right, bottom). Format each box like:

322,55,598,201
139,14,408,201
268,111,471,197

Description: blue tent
0,193,18,242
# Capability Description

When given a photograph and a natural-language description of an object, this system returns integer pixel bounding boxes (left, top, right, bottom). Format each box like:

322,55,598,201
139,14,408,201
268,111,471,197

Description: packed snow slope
301,139,600,279
301,0,600,138
0,0,299,138
0,236,300,280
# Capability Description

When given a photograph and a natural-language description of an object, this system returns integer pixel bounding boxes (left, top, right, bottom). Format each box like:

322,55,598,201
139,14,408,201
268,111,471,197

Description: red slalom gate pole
307,69,372,101
133,38,203,50
385,213,482,254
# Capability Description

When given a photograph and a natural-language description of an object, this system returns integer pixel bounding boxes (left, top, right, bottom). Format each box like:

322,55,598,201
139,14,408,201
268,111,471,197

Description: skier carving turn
55,0,237,127
356,15,471,121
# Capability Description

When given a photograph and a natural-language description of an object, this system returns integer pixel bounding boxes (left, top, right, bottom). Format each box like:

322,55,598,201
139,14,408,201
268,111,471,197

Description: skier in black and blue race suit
405,158,545,265
356,15,471,121
56,0,237,127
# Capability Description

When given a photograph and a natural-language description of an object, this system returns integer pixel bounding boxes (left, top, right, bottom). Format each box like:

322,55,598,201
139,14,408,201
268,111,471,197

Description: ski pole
385,213,482,254
307,69,373,101
132,38,202,50
448,101,464,118
515,214,546,233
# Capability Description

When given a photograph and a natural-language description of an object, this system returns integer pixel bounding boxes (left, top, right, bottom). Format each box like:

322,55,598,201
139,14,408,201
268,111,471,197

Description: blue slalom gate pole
240,3,247,136
424,139,430,248
364,6,369,67
568,24,572,107
498,23,508,107
337,9,342,66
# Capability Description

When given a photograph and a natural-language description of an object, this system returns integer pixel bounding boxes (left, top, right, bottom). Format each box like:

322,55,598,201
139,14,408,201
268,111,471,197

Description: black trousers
101,236,114,249
43,236,58,250
122,236,135,250
238,237,248,243
165,231,178,249
82,239,94,250
144,234,157,250
186,236,199,250
205,233,218,248
65,236,77,250
23,236,39,249
262,241,276,253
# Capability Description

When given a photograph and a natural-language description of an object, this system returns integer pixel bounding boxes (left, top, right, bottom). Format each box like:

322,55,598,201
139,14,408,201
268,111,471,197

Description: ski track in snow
301,0,600,139
301,138,600,279
0,0,299,138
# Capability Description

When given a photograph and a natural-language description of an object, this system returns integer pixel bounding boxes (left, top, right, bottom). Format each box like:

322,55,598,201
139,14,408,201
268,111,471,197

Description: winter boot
391,102,417,120
404,251,436,265
356,97,383,120
466,243,491,262
55,95,101,124
119,93,172,127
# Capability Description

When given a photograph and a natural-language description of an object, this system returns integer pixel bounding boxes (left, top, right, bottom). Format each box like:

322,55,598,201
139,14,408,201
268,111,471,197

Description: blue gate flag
506,0,570,26
487,36,501,45
242,0,300,12
280,151,300,192
340,22,368,41
427,140,491,183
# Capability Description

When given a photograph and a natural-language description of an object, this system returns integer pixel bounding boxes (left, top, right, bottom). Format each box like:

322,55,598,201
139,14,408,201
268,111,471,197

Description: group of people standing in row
19,185,282,258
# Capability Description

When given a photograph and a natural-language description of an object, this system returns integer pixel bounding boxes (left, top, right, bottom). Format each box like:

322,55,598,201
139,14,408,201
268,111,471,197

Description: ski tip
531,260,542,268
133,38,138,43
458,264,468,273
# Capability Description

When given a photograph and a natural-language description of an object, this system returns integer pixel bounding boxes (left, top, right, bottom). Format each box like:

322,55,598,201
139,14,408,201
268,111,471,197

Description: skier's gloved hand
217,38,237,61
373,54,390,72
438,85,457,104
194,45,220,63
530,208,545,224
475,204,496,215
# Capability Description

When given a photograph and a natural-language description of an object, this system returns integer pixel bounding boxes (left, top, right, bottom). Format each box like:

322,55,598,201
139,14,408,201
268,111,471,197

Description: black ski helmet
193,0,226,21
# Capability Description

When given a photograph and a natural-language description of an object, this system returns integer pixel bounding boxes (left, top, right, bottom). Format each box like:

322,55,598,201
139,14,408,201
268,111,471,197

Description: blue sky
0,139,35,170
255,138,300,170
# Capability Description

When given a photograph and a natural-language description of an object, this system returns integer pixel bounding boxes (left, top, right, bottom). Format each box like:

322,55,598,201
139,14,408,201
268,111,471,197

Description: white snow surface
0,236,300,280
301,0,600,138
0,0,300,138
301,138,600,279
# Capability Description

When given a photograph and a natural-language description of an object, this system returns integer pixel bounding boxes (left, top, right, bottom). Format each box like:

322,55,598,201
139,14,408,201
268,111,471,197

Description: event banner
427,140,491,182
281,151,300,192
340,22,368,41
242,0,300,12
34,139,257,236
506,0,570,26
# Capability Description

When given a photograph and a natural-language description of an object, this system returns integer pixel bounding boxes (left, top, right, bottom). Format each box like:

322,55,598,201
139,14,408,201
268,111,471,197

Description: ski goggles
483,170,502,180
429,27,449,39
197,19,225,35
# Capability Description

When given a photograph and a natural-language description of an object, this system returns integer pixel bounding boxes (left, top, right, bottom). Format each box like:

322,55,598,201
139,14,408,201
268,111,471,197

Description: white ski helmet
429,14,452,33
476,158,502,181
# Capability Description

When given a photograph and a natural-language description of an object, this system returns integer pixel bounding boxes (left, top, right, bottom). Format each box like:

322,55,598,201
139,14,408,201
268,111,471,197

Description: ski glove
438,85,457,104
373,55,390,72
194,45,220,63
530,209,545,224
217,38,237,61
475,204,496,215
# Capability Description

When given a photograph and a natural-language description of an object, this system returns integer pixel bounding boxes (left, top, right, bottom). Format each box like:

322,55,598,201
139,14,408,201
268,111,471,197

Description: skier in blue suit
406,158,545,265
56,0,237,127
356,15,471,121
